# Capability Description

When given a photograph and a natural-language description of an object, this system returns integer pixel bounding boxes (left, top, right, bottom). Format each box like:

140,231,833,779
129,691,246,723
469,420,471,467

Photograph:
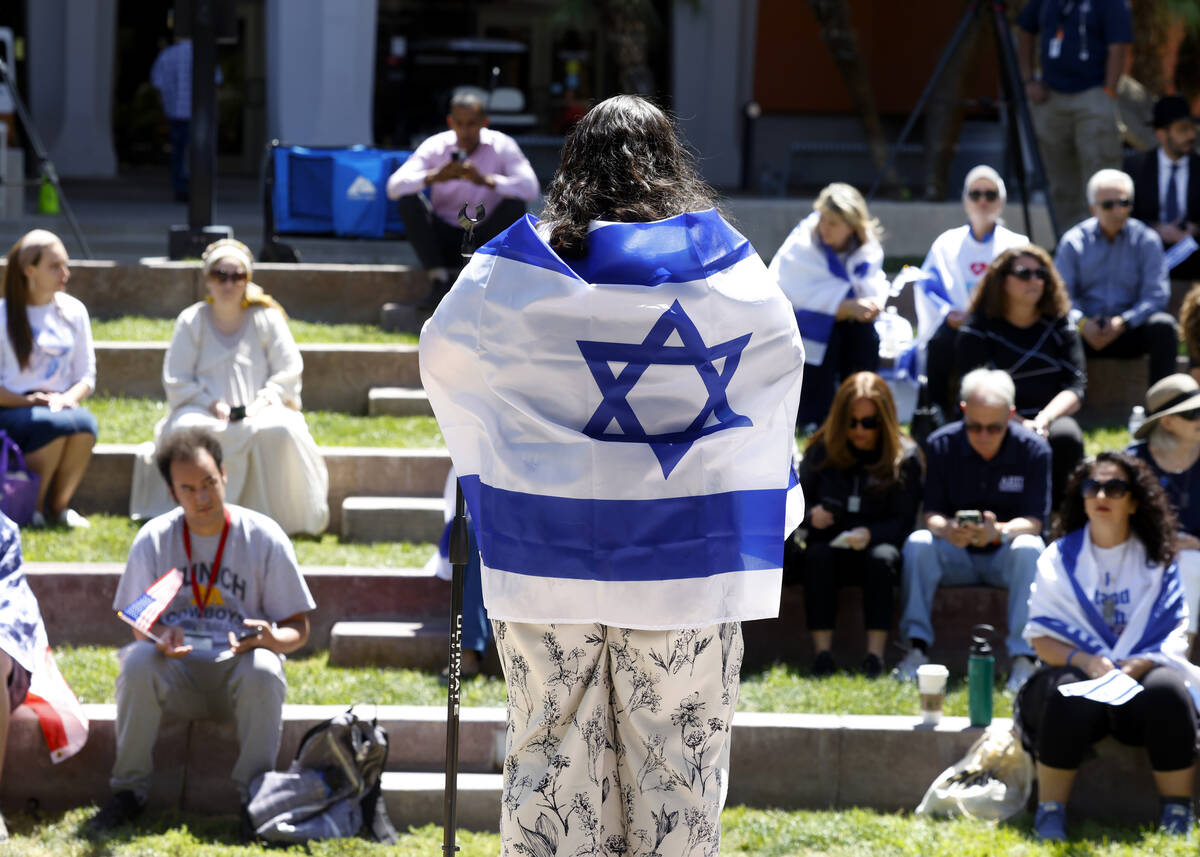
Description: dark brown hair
1052,451,1179,566
156,428,225,487
966,244,1071,321
806,372,914,485
540,95,719,258
3,230,62,369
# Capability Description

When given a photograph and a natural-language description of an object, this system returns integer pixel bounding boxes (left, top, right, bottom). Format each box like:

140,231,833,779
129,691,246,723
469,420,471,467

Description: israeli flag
767,211,888,367
420,209,805,629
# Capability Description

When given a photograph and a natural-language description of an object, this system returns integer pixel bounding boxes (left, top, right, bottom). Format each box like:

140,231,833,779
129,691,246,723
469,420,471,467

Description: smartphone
451,149,466,163
955,509,983,526
234,626,264,642
229,405,247,421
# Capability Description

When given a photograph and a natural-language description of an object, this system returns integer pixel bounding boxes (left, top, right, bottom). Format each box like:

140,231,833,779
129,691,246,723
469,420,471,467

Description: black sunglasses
1081,477,1131,499
1010,265,1049,282
965,421,1006,436
848,416,880,430
208,269,247,283
1097,198,1132,210
967,189,1000,202
1174,408,1200,422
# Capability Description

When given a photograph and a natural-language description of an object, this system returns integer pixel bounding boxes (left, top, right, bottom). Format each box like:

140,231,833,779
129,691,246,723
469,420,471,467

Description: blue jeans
0,405,97,454
899,529,1044,657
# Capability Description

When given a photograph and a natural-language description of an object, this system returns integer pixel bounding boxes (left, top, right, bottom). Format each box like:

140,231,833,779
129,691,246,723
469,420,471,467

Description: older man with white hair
894,369,1049,692
1054,168,1177,387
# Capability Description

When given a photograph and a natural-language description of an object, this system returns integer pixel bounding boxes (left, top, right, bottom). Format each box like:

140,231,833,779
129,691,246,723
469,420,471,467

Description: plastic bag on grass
915,724,1034,822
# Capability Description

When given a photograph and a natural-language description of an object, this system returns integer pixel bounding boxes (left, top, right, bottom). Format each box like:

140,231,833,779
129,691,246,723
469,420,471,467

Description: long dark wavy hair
807,371,915,486
540,95,720,257
966,244,1072,321
1053,451,1179,566
4,230,61,369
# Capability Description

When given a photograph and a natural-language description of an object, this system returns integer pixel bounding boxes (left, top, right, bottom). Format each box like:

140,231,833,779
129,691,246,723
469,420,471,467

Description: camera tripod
867,0,1058,242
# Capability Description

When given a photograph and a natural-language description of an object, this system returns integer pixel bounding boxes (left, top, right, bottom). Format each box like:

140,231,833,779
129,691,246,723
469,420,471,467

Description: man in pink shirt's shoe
387,91,540,310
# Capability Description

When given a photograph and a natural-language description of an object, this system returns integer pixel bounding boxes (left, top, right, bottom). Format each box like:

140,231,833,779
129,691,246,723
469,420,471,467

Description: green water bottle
38,174,59,216
968,624,995,727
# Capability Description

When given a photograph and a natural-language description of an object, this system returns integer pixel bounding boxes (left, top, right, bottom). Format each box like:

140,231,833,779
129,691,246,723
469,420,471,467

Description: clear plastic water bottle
876,306,912,360
1128,405,1146,438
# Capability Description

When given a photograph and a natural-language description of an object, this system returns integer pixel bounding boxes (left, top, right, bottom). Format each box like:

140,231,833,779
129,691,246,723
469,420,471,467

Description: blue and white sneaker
1033,801,1067,842
1159,801,1194,837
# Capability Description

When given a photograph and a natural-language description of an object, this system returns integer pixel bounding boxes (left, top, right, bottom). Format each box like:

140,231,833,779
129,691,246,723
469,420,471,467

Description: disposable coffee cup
916,663,949,724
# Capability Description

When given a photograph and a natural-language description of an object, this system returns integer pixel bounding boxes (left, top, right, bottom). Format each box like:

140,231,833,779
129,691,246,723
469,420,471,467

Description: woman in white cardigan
130,240,328,534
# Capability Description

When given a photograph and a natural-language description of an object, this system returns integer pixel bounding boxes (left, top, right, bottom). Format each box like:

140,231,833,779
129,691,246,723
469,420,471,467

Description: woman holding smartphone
129,240,328,535
790,372,923,676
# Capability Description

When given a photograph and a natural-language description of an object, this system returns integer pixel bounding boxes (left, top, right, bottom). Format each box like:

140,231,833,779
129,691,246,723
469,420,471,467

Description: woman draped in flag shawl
768,183,888,428
915,166,1028,415
1017,452,1200,841
420,95,805,857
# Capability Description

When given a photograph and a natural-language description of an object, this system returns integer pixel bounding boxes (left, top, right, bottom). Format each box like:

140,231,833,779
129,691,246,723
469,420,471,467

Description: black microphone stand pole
442,202,485,857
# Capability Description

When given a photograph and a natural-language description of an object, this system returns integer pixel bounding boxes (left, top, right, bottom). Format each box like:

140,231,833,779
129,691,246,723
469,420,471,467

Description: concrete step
341,496,444,543
74,443,451,531
93,342,421,413
11,260,426,324
368,386,434,417
26,563,448,651
0,704,1175,828
329,620,447,669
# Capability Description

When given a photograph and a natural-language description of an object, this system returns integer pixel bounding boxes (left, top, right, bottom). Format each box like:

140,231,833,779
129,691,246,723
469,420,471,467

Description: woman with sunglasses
0,230,97,528
129,239,328,534
1127,374,1200,652
957,245,1085,505
1018,452,1199,841
915,166,1029,415
790,372,923,676
769,183,889,428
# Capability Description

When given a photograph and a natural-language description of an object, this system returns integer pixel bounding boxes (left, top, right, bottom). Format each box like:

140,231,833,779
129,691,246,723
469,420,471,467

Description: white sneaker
891,647,929,682
57,508,90,529
1006,656,1037,693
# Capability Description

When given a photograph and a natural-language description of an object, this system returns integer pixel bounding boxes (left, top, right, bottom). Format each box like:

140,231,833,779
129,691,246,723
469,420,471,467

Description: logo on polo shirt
346,175,377,200
998,475,1024,493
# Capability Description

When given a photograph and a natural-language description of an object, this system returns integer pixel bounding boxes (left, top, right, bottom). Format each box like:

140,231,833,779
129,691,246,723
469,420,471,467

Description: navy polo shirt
1128,441,1200,538
923,421,1051,545
1018,0,1133,94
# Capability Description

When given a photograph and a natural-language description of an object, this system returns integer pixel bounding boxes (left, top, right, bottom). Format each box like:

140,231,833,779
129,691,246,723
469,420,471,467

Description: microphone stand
442,202,485,857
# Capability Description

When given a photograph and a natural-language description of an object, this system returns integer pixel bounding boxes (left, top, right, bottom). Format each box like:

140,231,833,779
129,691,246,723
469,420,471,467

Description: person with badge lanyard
788,372,923,677
90,428,316,832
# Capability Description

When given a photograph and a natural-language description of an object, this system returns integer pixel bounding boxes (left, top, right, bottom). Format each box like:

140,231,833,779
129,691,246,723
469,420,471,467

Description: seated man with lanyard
87,427,316,832
386,90,540,310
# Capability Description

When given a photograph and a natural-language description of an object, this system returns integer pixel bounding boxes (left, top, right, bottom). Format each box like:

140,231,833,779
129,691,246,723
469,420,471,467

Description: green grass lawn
0,806,1190,857
20,514,435,567
86,396,444,448
92,316,418,345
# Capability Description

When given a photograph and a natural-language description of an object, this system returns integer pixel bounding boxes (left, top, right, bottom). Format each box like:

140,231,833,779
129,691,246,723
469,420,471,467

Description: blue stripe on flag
478,210,756,286
920,266,952,305
459,475,785,582
794,309,836,345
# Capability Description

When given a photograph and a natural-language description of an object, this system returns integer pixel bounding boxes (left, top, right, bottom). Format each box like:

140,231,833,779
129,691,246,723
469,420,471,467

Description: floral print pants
492,620,744,857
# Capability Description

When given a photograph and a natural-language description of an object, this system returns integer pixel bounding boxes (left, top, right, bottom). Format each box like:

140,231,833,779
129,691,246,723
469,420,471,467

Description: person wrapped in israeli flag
420,95,804,857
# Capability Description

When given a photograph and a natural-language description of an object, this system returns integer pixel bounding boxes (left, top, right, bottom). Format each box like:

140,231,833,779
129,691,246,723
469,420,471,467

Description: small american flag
117,568,184,634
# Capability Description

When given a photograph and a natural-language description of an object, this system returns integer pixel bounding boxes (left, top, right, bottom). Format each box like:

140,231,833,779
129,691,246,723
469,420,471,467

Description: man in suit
1125,95,1200,280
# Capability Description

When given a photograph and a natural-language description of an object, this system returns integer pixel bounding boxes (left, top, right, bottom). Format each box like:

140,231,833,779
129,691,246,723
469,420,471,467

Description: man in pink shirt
387,91,540,309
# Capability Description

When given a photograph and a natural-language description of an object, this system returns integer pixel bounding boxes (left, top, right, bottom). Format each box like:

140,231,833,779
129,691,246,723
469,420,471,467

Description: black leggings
795,541,899,631
1018,664,1198,771
798,319,880,426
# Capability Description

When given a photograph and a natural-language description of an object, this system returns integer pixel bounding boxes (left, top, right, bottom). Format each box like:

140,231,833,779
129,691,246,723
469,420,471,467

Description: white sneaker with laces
1006,655,1037,693
891,647,929,682
57,508,91,529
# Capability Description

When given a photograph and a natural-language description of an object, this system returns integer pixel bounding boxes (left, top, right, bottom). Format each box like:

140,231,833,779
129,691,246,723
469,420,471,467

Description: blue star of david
577,300,753,478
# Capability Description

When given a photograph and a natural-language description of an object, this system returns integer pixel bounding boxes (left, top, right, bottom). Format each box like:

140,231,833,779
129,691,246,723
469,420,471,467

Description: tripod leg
442,482,469,857
868,0,983,200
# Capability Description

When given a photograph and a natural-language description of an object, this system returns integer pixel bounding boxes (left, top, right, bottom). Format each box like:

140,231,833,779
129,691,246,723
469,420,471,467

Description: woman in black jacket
792,371,923,676
956,244,1086,505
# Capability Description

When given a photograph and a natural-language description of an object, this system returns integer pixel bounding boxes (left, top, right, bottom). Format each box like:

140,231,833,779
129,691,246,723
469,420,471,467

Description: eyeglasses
1010,265,1049,282
1097,198,1132,210
208,269,247,283
967,189,1000,202
848,416,880,430
1081,477,1131,499
965,421,1006,436
1175,408,1200,422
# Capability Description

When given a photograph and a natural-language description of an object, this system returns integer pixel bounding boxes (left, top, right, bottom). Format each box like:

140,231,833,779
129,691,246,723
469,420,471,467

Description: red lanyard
183,508,232,618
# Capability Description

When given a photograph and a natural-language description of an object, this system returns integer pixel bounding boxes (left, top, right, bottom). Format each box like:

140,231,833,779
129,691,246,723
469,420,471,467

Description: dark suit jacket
1124,148,1200,230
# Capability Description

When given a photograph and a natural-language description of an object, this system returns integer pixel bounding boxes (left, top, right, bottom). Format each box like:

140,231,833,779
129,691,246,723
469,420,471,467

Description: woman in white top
918,166,1028,414
129,239,328,534
0,230,97,528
